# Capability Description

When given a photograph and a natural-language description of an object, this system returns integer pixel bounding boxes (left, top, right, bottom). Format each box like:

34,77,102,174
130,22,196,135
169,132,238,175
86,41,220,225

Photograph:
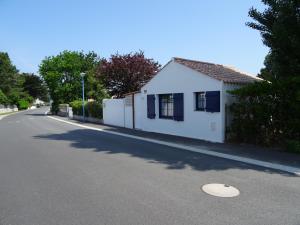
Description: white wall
134,93,143,130
124,96,133,129
103,99,125,127
140,61,224,143
0,105,18,114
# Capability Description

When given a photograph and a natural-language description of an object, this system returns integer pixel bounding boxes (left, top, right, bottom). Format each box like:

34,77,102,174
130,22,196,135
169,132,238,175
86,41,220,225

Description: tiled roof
173,57,260,84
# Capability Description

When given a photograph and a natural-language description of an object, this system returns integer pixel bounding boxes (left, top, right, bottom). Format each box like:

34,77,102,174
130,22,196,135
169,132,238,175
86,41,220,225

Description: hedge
18,99,30,110
70,100,103,119
228,78,300,152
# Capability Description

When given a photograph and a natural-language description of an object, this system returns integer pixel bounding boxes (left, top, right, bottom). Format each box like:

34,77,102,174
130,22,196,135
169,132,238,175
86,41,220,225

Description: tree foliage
96,51,160,98
0,52,39,108
21,73,49,102
247,0,300,80
39,50,108,113
0,89,9,105
70,100,103,119
229,0,300,151
0,52,19,96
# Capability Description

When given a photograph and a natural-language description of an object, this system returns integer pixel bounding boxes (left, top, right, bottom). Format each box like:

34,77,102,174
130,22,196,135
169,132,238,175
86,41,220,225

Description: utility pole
80,72,86,122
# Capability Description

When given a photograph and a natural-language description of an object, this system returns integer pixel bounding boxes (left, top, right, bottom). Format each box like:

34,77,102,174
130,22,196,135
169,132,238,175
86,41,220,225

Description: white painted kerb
46,113,300,176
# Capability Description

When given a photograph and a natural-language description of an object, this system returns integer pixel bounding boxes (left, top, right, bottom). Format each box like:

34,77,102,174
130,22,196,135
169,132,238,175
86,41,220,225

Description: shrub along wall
70,100,103,119
228,78,300,152
17,99,30,110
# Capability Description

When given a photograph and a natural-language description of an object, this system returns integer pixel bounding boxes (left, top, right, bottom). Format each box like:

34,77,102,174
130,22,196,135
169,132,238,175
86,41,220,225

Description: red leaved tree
96,51,160,98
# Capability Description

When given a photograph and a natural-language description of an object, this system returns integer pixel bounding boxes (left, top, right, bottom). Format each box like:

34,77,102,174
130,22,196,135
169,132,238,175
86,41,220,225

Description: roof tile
174,57,260,84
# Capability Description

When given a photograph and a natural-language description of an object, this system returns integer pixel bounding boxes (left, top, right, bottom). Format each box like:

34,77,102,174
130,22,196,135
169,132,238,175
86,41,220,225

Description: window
195,92,206,111
159,94,174,118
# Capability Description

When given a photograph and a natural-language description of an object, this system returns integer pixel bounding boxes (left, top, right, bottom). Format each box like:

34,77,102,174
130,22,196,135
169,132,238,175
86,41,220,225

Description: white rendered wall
103,99,125,127
140,61,225,143
124,96,133,129
0,105,18,114
134,93,143,130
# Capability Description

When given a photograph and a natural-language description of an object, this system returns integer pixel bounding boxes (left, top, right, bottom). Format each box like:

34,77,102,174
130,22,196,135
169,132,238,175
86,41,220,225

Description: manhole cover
202,183,240,197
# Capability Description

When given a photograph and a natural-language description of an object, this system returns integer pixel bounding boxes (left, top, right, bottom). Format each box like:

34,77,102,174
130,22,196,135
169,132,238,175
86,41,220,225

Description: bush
86,101,102,119
18,99,30,110
70,100,86,116
7,91,34,106
228,77,300,150
70,100,102,119
286,140,300,153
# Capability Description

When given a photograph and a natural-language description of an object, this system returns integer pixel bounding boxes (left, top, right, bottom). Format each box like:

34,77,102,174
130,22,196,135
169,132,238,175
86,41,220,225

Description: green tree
0,89,9,105
21,73,49,102
39,50,107,113
229,0,300,151
247,0,300,80
0,52,40,109
0,52,18,96
0,52,31,106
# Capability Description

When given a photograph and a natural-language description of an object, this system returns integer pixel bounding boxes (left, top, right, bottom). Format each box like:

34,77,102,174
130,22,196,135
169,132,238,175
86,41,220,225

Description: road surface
0,108,299,225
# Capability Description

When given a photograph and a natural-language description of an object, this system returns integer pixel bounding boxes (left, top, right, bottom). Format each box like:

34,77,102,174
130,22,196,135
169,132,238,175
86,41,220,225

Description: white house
103,57,260,143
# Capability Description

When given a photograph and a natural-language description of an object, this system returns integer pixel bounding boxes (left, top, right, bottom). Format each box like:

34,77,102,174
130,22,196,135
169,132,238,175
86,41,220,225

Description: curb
0,112,17,121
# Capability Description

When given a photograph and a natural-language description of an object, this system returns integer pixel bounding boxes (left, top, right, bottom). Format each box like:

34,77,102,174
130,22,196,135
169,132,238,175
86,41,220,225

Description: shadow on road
25,113,46,116
33,128,297,177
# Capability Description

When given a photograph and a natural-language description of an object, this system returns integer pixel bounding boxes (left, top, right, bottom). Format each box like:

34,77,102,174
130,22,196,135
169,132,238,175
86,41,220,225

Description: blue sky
0,0,268,75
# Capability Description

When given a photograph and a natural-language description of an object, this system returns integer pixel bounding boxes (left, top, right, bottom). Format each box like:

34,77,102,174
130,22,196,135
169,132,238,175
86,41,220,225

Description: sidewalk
49,114,300,173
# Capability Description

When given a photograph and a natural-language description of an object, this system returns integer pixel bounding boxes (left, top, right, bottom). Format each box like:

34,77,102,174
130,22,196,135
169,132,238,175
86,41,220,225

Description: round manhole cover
202,183,240,197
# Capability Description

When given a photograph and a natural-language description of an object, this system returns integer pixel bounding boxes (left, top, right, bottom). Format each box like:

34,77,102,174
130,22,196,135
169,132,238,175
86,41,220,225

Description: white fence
0,105,18,114
103,99,125,127
103,93,142,129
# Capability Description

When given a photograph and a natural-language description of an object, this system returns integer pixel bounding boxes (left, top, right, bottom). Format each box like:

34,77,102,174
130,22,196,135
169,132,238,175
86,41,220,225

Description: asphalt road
0,108,299,225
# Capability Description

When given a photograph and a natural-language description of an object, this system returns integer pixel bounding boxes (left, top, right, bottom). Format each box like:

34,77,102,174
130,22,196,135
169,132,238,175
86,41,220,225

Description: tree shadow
25,113,46,116
33,128,298,177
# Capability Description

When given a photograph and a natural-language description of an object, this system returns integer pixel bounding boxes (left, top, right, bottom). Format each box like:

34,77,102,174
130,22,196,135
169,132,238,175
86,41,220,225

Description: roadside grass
0,111,15,116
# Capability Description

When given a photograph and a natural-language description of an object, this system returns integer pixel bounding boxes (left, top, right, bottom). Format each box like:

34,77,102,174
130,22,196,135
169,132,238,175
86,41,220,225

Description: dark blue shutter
173,93,184,121
206,91,220,112
147,95,156,119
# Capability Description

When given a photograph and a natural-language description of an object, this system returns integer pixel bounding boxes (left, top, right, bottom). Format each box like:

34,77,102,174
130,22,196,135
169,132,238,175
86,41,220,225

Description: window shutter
173,93,184,121
205,91,220,112
147,95,156,119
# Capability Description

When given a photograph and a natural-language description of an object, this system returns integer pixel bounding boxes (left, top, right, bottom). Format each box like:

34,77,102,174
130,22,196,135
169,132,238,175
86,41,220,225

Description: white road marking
45,112,300,176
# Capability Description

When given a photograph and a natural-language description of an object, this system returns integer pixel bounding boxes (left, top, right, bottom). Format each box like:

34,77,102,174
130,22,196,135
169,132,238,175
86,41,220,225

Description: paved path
0,108,299,225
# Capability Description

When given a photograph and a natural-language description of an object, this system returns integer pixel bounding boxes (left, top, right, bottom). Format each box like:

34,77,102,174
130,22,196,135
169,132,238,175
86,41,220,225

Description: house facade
103,57,259,143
